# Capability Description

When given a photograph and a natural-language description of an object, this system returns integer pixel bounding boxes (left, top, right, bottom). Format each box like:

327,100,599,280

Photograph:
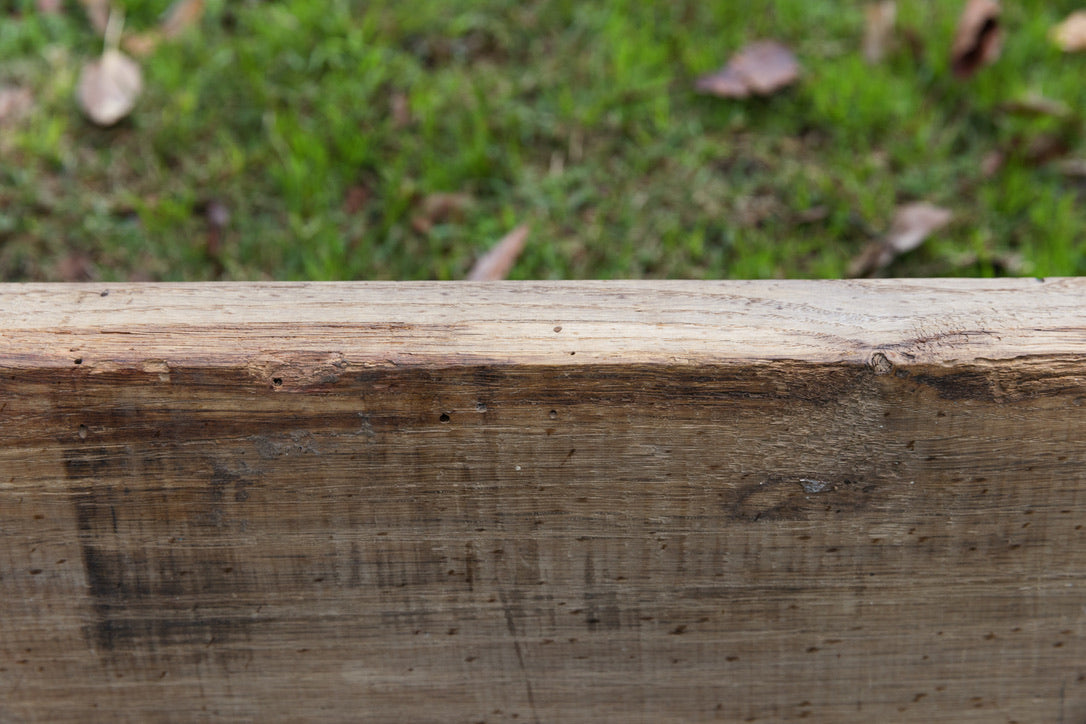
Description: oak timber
0,279,1084,723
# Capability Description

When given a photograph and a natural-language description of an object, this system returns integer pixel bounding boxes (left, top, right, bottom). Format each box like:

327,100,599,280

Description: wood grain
1,280,1084,723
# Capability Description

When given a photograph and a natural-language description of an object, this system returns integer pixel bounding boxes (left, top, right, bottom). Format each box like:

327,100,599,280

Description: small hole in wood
78,424,88,440
439,413,451,423
272,378,283,387
73,358,82,365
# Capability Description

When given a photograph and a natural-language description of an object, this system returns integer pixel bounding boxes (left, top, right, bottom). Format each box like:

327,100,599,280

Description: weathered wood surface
1,279,1084,723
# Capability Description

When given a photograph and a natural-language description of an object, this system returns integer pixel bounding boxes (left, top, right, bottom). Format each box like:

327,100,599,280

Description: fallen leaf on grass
848,202,952,277
864,2,897,64
79,0,110,34
795,205,829,224
466,224,529,281
999,93,1071,118
980,150,1004,177
124,0,206,57
343,185,371,215
1057,158,1086,177
1051,11,1086,52
56,252,97,282
202,198,230,273
1022,133,1072,166
955,250,1027,274
390,91,412,128
78,48,143,126
951,0,1002,79
695,41,800,98
162,0,205,38
410,192,472,234
122,32,162,58
0,86,33,124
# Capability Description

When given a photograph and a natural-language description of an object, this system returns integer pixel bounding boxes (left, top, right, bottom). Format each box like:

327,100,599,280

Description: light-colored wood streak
0,280,1084,723
4,279,1084,367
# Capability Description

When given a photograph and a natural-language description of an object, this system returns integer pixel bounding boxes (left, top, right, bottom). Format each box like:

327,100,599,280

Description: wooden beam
1,280,1084,722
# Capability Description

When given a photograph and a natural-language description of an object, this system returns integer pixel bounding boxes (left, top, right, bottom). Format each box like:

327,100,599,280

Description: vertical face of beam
0,281,1084,722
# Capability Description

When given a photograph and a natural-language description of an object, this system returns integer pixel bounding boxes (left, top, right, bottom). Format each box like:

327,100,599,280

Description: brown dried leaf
695,40,800,99
1051,11,1086,52
885,203,953,253
421,192,471,220
1058,158,1086,177
0,86,33,124
123,0,204,56
864,2,897,64
795,205,829,224
1023,133,1071,166
56,252,97,282
77,48,143,126
123,31,163,58
79,0,110,34
206,199,230,230
849,203,952,277
951,0,1002,79
467,224,529,281
162,0,205,39
391,91,412,128
1000,93,1071,118
695,66,748,98
343,185,371,215
980,150,1004,178
203,198,229,265
410,192,473,233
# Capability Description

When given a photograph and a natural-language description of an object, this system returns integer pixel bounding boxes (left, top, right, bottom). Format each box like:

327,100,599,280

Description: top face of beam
0,279,1083,368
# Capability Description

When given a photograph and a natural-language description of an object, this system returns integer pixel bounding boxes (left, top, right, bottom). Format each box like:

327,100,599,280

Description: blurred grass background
1,0,1085,281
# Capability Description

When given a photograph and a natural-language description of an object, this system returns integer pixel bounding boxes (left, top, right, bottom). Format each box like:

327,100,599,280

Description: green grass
1,0,1084,280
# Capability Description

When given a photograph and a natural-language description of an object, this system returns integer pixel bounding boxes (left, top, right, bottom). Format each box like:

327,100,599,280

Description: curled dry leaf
466,224,529,281
203,198,230,265
1051,11,1086,53
1000,93,1071,118
1058,158,1086,178
951,0,1002,79
123,32,163,58
1022,132,1072,166
390,91,412,128
206,199,230,230
343,185,371,215
410,192,472,234
56,252,97,282
124,0,206,57
78,48,143,126
695,40,800,99
863,2,897,64
161,0,205,39
980,150,1004,178
849,202,953,277
79,0,110,34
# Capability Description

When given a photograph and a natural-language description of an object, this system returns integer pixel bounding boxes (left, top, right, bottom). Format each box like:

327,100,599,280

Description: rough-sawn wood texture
1,280,1084,722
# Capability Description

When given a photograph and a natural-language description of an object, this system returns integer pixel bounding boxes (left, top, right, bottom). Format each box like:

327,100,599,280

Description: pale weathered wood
0,279,1084,723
